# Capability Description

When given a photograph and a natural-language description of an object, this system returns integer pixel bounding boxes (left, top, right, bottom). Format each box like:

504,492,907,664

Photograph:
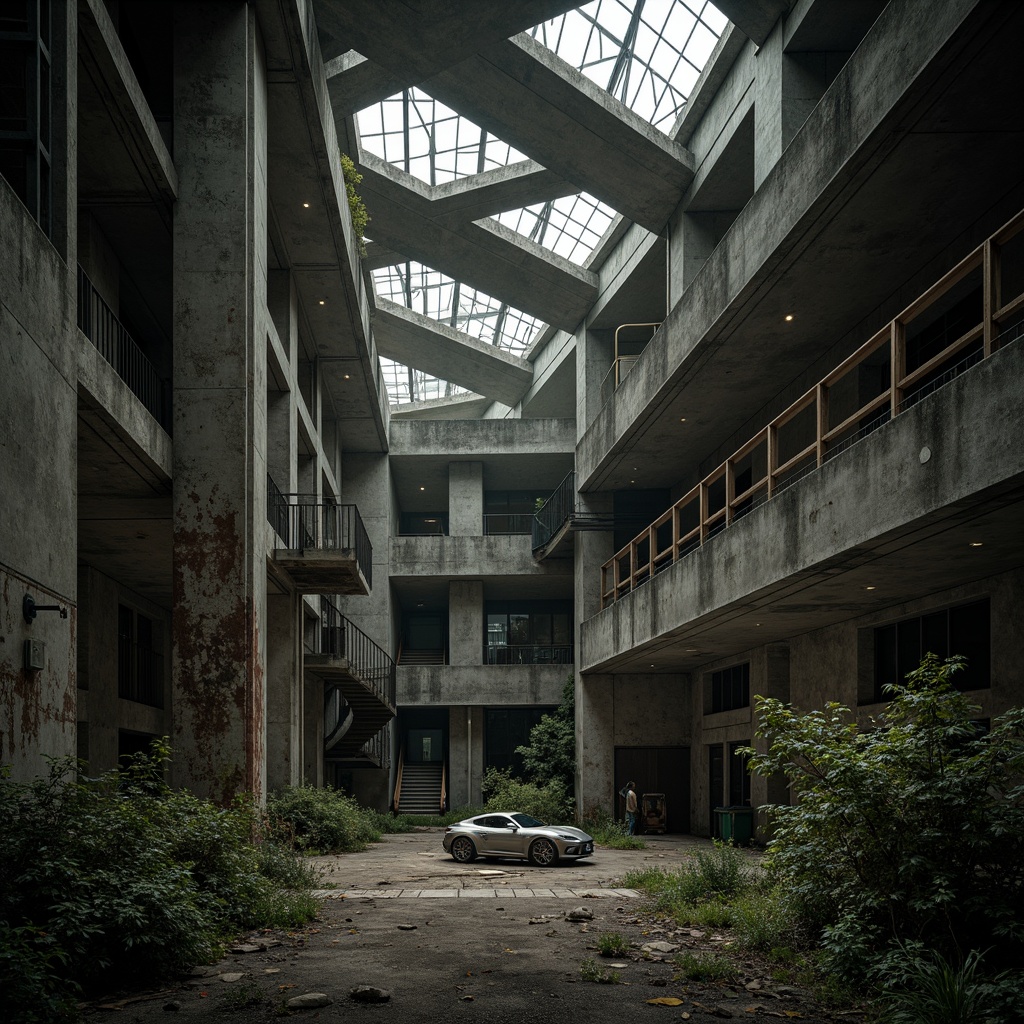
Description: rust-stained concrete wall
170,6,269,803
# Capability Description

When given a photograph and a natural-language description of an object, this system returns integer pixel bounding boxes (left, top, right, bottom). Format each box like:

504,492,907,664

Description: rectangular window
728,740,751,806
710,662,750,714
870,598,990,702
117,604,163,708
484,601,573,664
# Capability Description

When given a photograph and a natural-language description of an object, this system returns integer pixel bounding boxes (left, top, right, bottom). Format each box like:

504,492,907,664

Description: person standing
625,781,638,836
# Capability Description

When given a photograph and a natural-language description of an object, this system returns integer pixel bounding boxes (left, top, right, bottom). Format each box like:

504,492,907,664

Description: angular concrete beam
358,154,597,330
373,298,533,407
430,161,579,222
316,0,581,75
423,34,694,231
713,0,790,46
323,51,408,118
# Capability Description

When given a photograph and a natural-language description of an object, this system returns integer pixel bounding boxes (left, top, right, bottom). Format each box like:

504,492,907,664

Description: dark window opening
728,740,751,806
117,604,163,708
485,601,573,664
709,662,750,714
485,706,553,777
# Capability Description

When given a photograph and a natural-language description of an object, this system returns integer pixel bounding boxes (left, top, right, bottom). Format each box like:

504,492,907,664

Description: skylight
494,191,616,266
373,262,545,356
529,0,727,133
380,358,470,405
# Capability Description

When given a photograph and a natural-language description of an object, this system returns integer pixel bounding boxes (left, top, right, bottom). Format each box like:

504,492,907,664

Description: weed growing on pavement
580,959,621,984
597,932,629,957
582,810,645,849
218,981,266,1011
674,951,739,983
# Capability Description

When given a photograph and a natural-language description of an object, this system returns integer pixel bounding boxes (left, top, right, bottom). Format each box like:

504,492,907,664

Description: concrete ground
82,831,857,1023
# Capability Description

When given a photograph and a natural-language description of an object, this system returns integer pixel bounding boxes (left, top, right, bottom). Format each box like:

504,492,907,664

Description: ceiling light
679,417,687,422
302,202,310,208
969,541,984,547
685,647,698,653
784,314,794,322
343,374,351,380
318,299,325,305
419,486,425,491
865,585,877,591
424,519,436,523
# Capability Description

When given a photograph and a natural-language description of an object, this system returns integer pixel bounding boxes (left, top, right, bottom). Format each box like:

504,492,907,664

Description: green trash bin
714,806,754,845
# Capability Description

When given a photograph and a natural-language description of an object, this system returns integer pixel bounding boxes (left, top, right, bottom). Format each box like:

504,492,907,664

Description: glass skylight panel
380,357,469,405
372,262,545,355
495,191,616,266
358,88,526,186
529,0,726,133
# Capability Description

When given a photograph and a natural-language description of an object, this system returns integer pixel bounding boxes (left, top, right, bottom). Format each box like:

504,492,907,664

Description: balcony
484,644,574,666
268,484,372,594
77,266,171,432
307,600,396,766
601,210,1024,608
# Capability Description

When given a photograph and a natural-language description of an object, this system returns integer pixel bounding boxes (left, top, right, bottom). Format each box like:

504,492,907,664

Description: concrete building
3,0,1022,837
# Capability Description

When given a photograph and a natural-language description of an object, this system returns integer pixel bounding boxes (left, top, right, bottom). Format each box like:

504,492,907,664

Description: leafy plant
340,153,369,255
674,951,739,982
582,810,645,849
597,932,629,957
580,959,621,983
515,675,576,795
266,784,381,853
481,768,573,823
746,654,1024,986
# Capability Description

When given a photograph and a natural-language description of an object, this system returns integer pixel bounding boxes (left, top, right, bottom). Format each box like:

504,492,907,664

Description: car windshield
511,813,545,827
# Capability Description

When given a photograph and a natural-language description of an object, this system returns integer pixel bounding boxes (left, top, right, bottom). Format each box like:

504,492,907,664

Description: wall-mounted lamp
23,594,68,624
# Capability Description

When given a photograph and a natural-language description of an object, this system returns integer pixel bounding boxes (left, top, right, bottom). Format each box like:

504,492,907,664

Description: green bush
582,809,645,849
597,932,629,957
266,784,381,853
747,654,1024,990
515,675,576,794
0,746,316,1022
674,951,739,982
481,768,573,823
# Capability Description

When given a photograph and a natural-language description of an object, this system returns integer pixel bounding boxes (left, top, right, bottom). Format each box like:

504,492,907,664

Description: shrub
582,809,645,849
597,932,629,957
340,154,369,254
266,784,381,853
515,675,576,794
481,768,573,823
0,745,316,1022
747,654,1024,987
674,951,739,982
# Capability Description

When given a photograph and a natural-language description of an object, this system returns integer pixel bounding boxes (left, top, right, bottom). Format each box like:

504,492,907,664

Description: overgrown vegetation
515,675,576,795
748,654,1023,1012
0,743,317,1023
597,931,629,957
626,655,1024,1023
340,154,369,255
482,767,573,824
266,784,382,852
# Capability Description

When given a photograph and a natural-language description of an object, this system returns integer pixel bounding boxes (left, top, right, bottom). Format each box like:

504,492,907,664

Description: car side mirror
507,824,518,830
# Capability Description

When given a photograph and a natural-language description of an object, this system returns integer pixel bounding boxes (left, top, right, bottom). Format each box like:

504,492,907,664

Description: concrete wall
391,535,575,578
398,664,566,707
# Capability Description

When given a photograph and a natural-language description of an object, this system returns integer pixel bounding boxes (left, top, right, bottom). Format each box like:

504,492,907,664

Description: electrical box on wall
24,638,46,672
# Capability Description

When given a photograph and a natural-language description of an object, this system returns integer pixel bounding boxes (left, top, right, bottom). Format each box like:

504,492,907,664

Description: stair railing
440,761,447,815
392,745,405,813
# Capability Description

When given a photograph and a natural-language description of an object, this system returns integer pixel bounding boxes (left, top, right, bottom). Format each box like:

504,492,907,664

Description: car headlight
557,834,578,842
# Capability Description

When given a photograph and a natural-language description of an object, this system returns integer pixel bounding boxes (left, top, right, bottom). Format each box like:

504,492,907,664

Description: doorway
614,746,690,833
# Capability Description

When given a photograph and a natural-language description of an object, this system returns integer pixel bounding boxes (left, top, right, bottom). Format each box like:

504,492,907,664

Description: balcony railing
600,322,662,406
484,644,574,666
600,208,1024,608
533,470,576,550
483,513,535,535
272,493,372,588
77,265,171,432
266,474,289,541
313,600,396,711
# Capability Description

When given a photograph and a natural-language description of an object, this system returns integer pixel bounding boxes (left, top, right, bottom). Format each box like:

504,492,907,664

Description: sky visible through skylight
361,0,725,404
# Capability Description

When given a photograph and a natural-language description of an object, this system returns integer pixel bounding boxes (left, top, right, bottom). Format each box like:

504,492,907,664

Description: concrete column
171,3,269,803
675,212,737,296
302,670,323,787
753,22,784,190
449,581,483,666
576,328,614,437
265,591,302,792
449,461,483,536
448,705,486,808
576,674,615,818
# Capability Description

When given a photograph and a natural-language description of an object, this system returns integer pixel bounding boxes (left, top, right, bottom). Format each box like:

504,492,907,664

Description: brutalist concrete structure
2,1,1022,837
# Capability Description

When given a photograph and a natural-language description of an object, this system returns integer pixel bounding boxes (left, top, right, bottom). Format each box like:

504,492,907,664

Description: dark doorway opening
614,746,690,833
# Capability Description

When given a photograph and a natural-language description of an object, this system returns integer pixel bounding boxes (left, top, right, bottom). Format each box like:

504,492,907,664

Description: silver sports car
443,812,594,866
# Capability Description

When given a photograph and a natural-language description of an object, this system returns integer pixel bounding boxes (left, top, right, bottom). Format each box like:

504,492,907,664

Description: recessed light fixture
424,519,436,523
755,622,761,626
302,202,310,208
343,374,351,380
969,541,984,547
685,647,698,653
419,486,425,491
679,417,687,422
865,585,877,591
318,299,325,305
630,479,635,484
784,314,794,322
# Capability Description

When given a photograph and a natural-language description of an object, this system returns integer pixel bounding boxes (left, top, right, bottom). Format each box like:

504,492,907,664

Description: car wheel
450,836,477,863
528,837,558,867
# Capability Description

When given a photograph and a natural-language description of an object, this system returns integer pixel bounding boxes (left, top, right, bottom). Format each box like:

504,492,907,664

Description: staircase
397,762,444,815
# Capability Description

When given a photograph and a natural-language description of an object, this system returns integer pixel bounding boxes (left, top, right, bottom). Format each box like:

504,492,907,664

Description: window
0,0,51,234
728,740,751,806
485,601,573,664
485,707,553,775
483,490,546,535
871,599,990,702
710,663,750,714
118,604,163,707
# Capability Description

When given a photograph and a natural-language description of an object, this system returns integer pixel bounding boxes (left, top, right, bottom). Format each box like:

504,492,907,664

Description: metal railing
266,474,289,541
533,470,576,550
117,636,163,708
273,495,372,587
315,599,396,710
359,726,389,769
484,644,574,666
77,266,171,432
483,513,534,535
600,322,662,406
600,208,1024,608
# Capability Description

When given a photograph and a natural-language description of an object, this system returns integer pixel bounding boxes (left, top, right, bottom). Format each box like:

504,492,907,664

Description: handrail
484,644,574,665
532,470,576,549
77,265,171,432
600,207,1024,608
273,495,373,587
315,599,396,711
440,761,447,815
392,745,404,814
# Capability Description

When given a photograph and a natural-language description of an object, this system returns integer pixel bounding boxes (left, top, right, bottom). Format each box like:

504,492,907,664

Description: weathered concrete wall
398,665,566,707
449,462,482,537
171,6,269,803
448,581,483,666
265,591,302,791
391,535,574,579
576,674,614,818
448,705,486,808
0,173,79,780
389,418,575,457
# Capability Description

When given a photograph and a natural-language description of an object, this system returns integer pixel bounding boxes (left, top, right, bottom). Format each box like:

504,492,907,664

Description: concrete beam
316,0,580,82
713,0,791,46
424,34,695,231
357,154,597,330
373,298,533,407
389,417,576,457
